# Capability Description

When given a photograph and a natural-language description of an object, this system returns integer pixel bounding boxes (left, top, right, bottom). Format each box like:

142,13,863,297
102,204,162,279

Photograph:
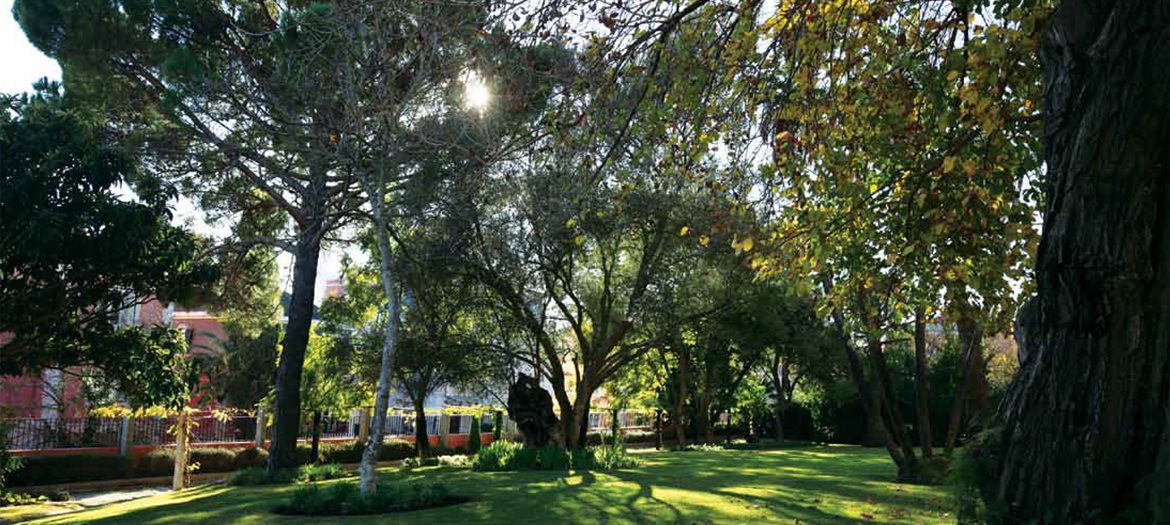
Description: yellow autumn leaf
963,159,978,177
565,218,577,228
574,235,585,246
680,226,690,236
942,156,957,173
741,237,754,252
699,235,710,247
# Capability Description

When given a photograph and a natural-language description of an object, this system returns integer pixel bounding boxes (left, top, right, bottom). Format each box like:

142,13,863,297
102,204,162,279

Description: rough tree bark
913,309,933,457
981,0,1168,521
267,227,322,478
412,395,430,458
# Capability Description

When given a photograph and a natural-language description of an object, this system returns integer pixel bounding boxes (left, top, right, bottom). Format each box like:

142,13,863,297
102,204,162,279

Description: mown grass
22,445,957,524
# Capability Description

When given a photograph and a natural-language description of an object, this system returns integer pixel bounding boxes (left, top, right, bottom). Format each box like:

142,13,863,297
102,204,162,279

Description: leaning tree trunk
267,227,322,478
359,178,402,496
946,315,984,455
913,309,933,457
980,0,1168,521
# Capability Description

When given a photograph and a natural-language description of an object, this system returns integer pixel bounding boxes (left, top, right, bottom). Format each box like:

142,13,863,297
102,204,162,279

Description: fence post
254,405,265,448
357,408,371,443
118,416,132,457
438,413,450,448
173,411,188,491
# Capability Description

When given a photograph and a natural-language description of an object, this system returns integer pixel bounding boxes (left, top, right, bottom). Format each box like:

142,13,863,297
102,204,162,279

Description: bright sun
463,71,491,111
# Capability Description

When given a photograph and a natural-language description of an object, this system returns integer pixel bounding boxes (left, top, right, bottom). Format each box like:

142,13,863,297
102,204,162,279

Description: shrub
9,454,129,486
296,463,349,482
471,441,637,472
2,491,46,506
191,448,237,473
318,439,415,464
135,447,239,477
401,456,436,469
585,430,656,446
590,445,640,470
233,447,268,470
470,441,522,472
226,463,349,486
272,480,465,516
467,417,481,454
226,467,279,486
135,449,175,477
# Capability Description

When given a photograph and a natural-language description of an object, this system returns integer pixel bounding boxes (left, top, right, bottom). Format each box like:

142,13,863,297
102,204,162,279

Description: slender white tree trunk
359,178,401,495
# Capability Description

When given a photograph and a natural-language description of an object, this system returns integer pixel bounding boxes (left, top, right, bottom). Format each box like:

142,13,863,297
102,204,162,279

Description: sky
1,1,351,303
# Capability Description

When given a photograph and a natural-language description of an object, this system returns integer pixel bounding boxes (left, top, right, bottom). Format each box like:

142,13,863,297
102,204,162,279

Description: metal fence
4,408,650,451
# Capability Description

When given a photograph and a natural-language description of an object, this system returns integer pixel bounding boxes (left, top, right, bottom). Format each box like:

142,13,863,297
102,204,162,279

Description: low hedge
135,447,240,477
9,454,130,486
8,439,418,487
318,439,415,464
584,430,656,446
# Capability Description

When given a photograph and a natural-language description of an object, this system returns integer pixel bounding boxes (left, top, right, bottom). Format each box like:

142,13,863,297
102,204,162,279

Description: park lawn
25,445,956,525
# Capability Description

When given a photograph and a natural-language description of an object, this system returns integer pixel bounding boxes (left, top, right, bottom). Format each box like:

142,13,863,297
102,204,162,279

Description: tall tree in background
979,0,1168,521
0,86,214,408
15,0,370,473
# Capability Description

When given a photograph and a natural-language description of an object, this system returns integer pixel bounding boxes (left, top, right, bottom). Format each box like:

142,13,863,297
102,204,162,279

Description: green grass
21,446,957,524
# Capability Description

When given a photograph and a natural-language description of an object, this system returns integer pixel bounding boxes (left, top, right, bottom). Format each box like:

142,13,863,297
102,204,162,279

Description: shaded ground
23,445,956,524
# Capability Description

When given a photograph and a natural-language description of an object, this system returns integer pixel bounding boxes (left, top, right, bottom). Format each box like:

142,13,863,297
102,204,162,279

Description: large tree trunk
821,276,889,448
310,410,322,464
413,396,430,458
267,229,321,478
867,339,919,482
946,315,985,455
981,0,1169,521
674,343,690,448
913,309,933,457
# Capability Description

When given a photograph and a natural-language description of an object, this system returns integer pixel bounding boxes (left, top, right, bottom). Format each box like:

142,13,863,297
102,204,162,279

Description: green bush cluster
226,463,350,486
315,440,415,464
471,441,639,472
468,417,482,453
402,455,469,470
584,430,656,446
272,480,463,516
8,454,130,486
7,439,419,487
136,448,239,477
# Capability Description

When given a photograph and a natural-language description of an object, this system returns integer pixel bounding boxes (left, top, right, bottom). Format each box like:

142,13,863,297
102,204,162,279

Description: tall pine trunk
981,0,1168,520
267,228,321,478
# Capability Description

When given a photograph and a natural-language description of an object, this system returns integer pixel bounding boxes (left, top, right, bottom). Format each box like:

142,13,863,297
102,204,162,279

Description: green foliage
467,417,481,454
316,440,414,464
0,419,22,496
0,87,214,408
401,455,469,470
135,447,240,477
272,480,461,516
470,441,638,472
232,447,268,470
8,455,129,487
469,441,522,472
226,463,349,486
1,491,46,507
